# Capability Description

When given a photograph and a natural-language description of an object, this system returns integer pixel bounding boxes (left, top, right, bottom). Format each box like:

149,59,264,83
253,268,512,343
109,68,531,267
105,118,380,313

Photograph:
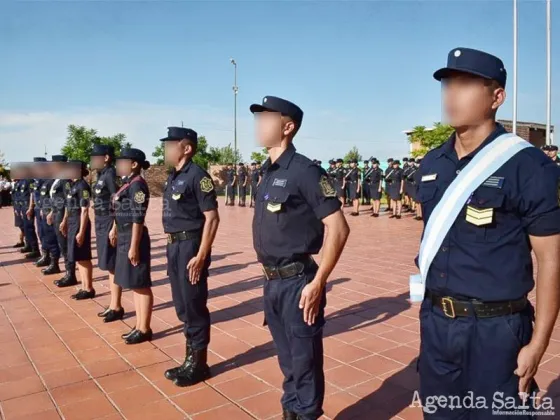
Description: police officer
386,159,403,219
224,163,236,206
237,162,247,206
417,47,560,418
383,158,393,212
20,165,40,259
368,158,383,217
546,145,560,165
160,127,220,387
114,148,153,344
60,160,94,298
32,158,50,267
401,157,412,211
48,156,77,286
361,160,371,205
250,96,350,420
249,162,260,208
91,144,123,322
413,158,423,221
333,158,346,206
404,158,419,214
11,166,25,248
326,159,336,181
40,164,62,275
344,159,360,216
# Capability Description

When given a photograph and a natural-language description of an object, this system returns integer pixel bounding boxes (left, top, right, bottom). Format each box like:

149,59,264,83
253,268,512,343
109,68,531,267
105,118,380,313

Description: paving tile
97,370,148,394
325,365,373,390
0,374,44,401
122,348,170,368
10,408,62,420
109,383,164,410
172,385,231,415
58,395,117,420
1,391,55,418
214,374,272,401
41,366,90,389
121,399,185,420
84,357,132,378
50,380,102,406
192,403,254,420
238,389,283,418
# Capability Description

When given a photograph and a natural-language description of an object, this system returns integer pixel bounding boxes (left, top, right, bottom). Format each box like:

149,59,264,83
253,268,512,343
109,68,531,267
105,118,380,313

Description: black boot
165,345,192,381
20,244,32,253
282,409,298,420
42,260,61,275
35,251,51,267
12,241,24,248
57,273,78,288
25,248,41,259
173,347,210,387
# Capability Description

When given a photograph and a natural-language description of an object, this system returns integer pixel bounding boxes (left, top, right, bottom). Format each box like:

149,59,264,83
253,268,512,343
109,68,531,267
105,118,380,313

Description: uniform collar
438,123,507,160
264,143,296,170
176,159,192,175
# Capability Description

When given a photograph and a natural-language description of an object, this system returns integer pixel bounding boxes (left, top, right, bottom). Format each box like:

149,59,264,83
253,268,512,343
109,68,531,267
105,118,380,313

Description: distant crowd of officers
222,157,425,221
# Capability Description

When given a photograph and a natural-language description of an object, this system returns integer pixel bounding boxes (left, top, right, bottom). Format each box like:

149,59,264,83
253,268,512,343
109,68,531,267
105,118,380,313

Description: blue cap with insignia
117,148,151,170
91,144,115,157
33,157,47,162
52,155,68,162
160,127,198,144
434,47,507,88
250,96,304,129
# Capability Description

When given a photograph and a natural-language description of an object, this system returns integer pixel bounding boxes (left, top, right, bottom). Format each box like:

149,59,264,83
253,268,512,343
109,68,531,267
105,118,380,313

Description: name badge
422,174,438,182
66,194,72,199
267,202,282,213
465,206,493,226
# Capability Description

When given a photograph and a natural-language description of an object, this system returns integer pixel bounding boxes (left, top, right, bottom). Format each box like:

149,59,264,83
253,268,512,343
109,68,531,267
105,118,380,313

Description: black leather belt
167,230,201,244
95,210,111,216
262,257,314,281
427,291,527,319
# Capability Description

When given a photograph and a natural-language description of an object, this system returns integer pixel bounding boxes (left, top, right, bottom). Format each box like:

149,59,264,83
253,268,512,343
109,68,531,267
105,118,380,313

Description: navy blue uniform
93,166,118,272
386,168,403,200
250,168,260,201
13,180,24,229
345,167,360,201
361,165,371,202
405,165,418,202
237,166,247,205
417,124,560,418
51,179,72,273
66,179,92,263
40,180,60,259
20,179,39,250
253,144,341,420
333,167,345,199
368,167,383,200
32,179,46,250
225,168,236,201
163,161,218,350
114,176,151,289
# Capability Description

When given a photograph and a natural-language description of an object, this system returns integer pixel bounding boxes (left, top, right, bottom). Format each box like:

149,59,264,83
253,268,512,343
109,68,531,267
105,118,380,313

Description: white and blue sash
410,133,532,301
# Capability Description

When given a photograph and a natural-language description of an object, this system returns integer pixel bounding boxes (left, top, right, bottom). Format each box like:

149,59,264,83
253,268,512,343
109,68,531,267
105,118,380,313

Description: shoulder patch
134,190,146,204
116,177,123,188
319,175,336,197
200,177,214,193
82,190,90,199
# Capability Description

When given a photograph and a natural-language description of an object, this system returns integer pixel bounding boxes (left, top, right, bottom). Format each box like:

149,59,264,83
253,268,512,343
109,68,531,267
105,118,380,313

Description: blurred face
372,162,378,168
90,155,107,170
442,72,505,128
350,162,356,168
164,141,182,166
548,149,557,159
254,112,296,147
116,159,134,177
336,162,341,167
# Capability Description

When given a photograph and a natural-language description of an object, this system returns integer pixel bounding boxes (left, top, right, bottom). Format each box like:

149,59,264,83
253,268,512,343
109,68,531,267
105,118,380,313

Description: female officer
386,159,404,219
113,148,153,344
369,159,383,217
60,160,94,299
90,145,122,322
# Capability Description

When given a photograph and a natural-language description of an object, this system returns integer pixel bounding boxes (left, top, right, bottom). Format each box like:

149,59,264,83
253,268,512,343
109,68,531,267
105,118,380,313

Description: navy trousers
22,208,39,249
35,210,45,251
264,266,326,420
167,237,211,350
42,212,60,258
419,297,537,419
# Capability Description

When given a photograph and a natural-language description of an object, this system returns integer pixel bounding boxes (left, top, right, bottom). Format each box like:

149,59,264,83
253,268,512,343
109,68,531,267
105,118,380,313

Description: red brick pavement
0,201,559,419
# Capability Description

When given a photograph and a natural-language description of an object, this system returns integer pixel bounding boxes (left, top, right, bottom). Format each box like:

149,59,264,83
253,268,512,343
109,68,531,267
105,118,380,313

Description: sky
0,0,558,164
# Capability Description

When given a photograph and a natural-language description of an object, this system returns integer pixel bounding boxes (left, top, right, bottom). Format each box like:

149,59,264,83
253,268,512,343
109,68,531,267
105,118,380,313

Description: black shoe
56,276,78,288
371,213,379,217
173,348,210,387
13,241,25,248
42,261,61,275
125,329,152,344
97,307,111,317
103,308,124,323
350,212,359,216
20,245,32,254
71,289,96,300
389,214,396,218
35,253,51,267
282,410,298,420
121,328,136,339
165,345,192,381
25,250,41,259
396,215,402,219
54,271,69,285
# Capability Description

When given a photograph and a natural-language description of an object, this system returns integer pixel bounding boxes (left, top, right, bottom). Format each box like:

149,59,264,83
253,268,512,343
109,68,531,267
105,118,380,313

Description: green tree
152,144,165,165
61,125,131,162
409,122,454,156
343,146,362,163
250,148,268,163
208,144,242,165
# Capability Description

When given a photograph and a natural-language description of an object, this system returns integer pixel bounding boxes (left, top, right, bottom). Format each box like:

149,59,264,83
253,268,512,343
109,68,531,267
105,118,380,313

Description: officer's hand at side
187,255,204,285
109,228,117,247
299,280,323,326
26,209,33,220
515,342,545,396
128,247,139,266
47,212,53,226
60,221,67,237
76,231,85,247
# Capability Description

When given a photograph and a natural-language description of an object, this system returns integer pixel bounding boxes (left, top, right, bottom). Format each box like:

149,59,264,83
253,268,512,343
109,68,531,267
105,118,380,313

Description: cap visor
433,67,493,82
249,104,275,114
160,136,182,142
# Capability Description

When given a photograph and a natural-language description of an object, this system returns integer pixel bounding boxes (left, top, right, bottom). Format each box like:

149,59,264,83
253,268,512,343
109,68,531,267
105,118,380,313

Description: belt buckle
441,297,456,319
167,234,173,244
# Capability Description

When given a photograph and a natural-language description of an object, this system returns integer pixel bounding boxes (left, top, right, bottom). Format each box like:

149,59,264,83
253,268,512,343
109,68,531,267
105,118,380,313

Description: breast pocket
417,184,438,218
170,183,190,202
460,188,506,242
264,188,289,214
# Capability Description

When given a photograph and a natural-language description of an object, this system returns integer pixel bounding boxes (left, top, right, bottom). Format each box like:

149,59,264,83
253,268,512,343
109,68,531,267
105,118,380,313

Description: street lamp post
546,0,552,145
513,0,518,134
230,58,238,162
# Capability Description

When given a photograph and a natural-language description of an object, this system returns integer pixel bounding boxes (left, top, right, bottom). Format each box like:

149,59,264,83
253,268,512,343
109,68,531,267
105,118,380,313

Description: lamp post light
230,58,238,162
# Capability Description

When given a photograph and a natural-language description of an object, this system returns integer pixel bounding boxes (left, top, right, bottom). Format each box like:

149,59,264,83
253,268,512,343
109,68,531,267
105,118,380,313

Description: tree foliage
152,144,165,166
250,148,268,163
208,144,242,165
343,146,362,163
61,125,131,162
409,122,454,157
